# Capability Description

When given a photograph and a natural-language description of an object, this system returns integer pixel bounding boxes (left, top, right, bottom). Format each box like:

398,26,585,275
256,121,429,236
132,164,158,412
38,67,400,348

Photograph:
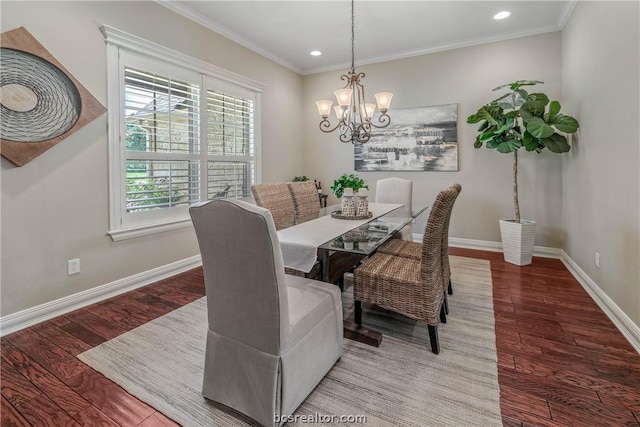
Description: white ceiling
158,0,577,75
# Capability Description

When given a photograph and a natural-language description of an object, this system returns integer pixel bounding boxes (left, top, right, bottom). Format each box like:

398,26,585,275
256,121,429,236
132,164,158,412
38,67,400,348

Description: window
103,26,262,240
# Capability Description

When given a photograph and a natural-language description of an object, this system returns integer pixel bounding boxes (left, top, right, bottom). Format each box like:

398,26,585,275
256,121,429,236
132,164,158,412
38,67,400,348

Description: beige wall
0,1,304,316
303,32,564,247
3,1,637,334
561,1,640,325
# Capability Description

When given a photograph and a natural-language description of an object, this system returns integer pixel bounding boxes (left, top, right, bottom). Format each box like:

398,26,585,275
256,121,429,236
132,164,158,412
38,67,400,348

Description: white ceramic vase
499,219,536,266
356,188,369,217
341,188,355,217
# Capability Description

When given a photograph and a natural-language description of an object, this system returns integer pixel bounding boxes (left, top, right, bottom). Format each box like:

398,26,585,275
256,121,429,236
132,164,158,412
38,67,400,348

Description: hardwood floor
2,250,639,426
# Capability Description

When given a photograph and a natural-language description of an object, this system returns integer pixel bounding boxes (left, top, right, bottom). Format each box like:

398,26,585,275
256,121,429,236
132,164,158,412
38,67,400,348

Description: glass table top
317,205,429,255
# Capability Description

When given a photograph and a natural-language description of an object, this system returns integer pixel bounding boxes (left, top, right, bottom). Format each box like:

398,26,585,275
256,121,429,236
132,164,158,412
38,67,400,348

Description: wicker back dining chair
377,184,462,299
251,182,321,280
443,184,461,295
251,183,295,231
353,186,458,354
287,181,320,224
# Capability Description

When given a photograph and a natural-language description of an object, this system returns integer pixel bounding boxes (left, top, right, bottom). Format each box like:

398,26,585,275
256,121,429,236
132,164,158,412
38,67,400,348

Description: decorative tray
330,210,373,220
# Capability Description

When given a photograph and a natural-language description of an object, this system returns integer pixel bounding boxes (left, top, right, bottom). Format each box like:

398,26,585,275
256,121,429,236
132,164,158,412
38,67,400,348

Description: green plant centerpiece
330,173,368,198
467,80,579,223
292,175,309,182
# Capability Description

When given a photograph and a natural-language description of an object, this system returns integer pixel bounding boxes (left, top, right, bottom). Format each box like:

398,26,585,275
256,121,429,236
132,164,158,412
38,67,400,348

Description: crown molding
155,0,304,75
557,0,579,29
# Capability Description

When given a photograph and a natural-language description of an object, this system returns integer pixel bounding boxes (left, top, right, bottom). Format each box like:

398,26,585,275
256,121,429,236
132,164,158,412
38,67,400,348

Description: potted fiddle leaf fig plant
467,80,579,266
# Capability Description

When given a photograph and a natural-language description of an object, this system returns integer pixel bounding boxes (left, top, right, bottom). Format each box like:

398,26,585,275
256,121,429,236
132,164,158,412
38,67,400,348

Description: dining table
277,202,430,346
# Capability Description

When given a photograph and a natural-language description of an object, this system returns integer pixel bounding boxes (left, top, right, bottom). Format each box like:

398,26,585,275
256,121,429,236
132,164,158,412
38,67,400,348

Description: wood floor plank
59,322,108,348
62,311,127,341
548,400,639,427
64,368,155,426
498,366,602,404
18,393,82,427
1,341,50,381
84,299,155,331
35,326,94,357
32,374,91,417
500,403,569,427
574,337,639,358
5,330,88,380
1,359,42,407
514,352,640,396
500,384,551,419
73,405,119,427
1,395,31,427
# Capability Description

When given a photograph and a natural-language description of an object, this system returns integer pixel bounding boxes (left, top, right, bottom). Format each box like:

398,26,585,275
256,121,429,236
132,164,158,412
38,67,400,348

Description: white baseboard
441,235,563,259
426,234,640,354
3,239,639,355
0,255,202,337
560,250,640,354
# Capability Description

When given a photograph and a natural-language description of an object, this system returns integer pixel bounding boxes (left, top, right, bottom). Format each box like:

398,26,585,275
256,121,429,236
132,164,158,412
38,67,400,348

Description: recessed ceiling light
494,11,511,20
310,50,322,56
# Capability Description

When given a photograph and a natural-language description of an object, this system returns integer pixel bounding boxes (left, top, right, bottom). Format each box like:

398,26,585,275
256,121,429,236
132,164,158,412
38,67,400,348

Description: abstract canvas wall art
355,104,458,172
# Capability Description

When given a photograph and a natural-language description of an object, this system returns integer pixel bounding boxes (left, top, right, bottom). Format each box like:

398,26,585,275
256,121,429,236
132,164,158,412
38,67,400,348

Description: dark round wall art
0,48,82,143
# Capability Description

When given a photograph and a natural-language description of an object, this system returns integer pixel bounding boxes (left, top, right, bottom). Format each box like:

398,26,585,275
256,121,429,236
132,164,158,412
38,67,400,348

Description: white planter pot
499,219,536,266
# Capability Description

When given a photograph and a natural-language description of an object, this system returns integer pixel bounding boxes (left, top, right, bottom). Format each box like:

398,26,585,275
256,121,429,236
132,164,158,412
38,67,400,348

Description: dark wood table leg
343,320,383,347
320,249,330,284
318,249,383,347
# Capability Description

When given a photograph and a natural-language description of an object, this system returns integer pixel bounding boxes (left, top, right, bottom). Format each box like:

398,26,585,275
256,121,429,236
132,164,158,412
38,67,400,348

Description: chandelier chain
351,0,355,72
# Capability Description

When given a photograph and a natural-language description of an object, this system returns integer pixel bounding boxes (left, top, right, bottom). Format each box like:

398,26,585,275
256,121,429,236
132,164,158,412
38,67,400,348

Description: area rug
78,256,501,426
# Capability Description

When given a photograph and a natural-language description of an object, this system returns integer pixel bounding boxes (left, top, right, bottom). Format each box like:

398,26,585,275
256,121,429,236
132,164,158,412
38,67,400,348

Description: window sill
108,219,193,241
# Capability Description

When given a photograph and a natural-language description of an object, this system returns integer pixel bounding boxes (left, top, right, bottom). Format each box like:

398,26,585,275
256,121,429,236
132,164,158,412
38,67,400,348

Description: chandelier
315,0,393,144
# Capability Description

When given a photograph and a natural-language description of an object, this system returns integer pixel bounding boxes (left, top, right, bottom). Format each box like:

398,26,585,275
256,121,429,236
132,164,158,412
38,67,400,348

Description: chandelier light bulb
334,88,353,107
361,103,377,120
375,92,394,112
316,100,333,118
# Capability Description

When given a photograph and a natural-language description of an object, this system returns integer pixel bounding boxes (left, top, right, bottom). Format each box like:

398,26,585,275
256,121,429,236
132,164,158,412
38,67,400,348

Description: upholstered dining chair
378,184,462,302
375,177,413,240
353,186,458,354
287,181,320,224
190,199,343,427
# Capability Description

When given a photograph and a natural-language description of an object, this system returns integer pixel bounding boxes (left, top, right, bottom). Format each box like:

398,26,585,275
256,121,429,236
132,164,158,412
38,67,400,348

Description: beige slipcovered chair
353,187,458,354
378,184,461,299
190,199,343,426
375,177,413,240
287,181,321,224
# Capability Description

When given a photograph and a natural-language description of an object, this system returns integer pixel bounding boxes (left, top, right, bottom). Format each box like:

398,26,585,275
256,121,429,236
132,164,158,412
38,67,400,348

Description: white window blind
104,26,263,240
205,85,255,199
124,67,201,213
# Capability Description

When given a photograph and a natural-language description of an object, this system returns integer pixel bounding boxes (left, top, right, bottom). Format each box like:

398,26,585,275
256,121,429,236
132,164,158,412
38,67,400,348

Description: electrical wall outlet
595,252,600,269
68,258,80,275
